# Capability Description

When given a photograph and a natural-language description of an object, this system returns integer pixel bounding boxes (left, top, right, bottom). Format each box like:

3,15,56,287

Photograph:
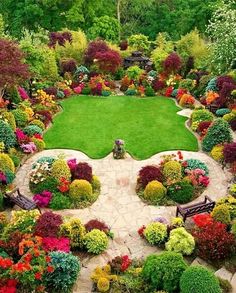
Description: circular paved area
14,149,231,292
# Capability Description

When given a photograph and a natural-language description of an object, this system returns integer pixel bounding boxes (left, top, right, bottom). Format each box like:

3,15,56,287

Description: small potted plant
112,139,126,159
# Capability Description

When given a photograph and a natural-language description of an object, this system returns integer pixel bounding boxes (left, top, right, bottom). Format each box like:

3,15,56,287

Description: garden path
14,149,231,292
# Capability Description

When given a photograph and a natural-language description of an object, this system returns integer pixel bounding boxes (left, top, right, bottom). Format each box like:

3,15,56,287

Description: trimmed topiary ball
165,227,195,255
60,219,86,248
142,252,187,292
84,229,108,254
0,153,15,173
51,159,71,181
144,222,167,245
31,137,45,151
202,118,232,152
0,121,16,149
138,165,163,188
180,266,221,293
69,179,93,204
167,181,194,204
143,180,167,204
46,251,81,293
211,204,231,225
23,125,43,136
216,108,231,117
12,109,28,127
29,119,45,130
210,145,224,162
163,161,182,183
2,111,16,131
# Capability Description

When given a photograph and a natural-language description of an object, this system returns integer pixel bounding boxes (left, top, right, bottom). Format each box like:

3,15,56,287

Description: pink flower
199,175,210,187
15,128,29,144
74,86,82,94
20,142,37,153
18,87,29,100
33,191,52,207
67,158,77,171
42,237,70,252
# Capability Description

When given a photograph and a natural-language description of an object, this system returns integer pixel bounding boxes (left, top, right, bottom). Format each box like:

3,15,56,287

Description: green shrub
184,158,209,175
81,87,91,95
126,65,144,80
125,88,137,96
191,109,214,123
216,108,231,117
31,177,58,194
60,219,86,248
216,196,236,219
142,252,187,292
145,87,155,96
167,181,194,204
91,175,101,193
49,193,72,210
180,266,221,293
165,227,195,255
128,34,150,52
12,109,28,127
2,111,16,131
31,137,45,151
0,193,4,211
46,251,81,293
202,118,232,152
29,119,45,130
143,180,167,204
84,229,108,254
69,179,93,204
163,161,182,182
144,222,167,245
218,277,233,293
0,153,15,173
51,159,71,181
0,121,16,149
23,125,43,136
211,204,231,225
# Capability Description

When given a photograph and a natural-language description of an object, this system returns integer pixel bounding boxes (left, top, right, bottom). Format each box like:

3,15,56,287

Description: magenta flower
67,158,77,171
18,87,29,100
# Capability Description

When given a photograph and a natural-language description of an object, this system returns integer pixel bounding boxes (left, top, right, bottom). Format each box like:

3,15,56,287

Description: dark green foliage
30,177,58,194
167,181,194,204
49,193,72,210
202,118,232,152
0,120,16,149
12,109,28,127
142,252,187,292
0,192,4,211
46,252,81,293
180,266,221,293
145,87,155,97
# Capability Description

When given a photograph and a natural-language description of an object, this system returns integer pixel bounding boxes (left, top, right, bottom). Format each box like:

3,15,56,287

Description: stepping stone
214,267,233,282
191,257,214,270
230,273,236,292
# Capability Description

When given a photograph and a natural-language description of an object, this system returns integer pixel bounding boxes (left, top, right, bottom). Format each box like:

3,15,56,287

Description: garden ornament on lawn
112,139,126,159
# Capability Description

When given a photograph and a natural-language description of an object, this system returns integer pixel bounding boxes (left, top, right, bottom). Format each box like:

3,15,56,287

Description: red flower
45,256,51,263
46,266,54,273
121,255,132,272
138,225,146,238
165,86,174,97
33,134,43,140
35,272,42,280
177,151,183,160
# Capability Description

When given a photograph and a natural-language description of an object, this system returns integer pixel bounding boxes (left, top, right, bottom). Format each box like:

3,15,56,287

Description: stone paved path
14,149,231,292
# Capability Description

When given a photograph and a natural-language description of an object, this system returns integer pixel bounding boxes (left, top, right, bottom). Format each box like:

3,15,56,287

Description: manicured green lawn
44,95,198,159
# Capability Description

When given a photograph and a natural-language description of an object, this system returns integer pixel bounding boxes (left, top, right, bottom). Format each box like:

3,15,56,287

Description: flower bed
136,151,209,206
90,251,223,293
29,156,101,209
0,209,113,292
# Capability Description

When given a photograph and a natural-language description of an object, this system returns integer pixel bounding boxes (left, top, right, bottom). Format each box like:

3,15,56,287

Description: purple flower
115,139,124,146
20,142,37,153
154,216,168,225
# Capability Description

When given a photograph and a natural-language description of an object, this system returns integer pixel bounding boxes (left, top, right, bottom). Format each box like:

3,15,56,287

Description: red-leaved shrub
35,110,53,126
193,220,235,260
216,75,235,91
42,237,70,252
49,31,72,47
84,40,109,65
44,87,58,97
95,49,122,74
138,165,163,188
34,211,63,238
223,142,236,164
72,162,93,182
163,53,182,73
230,119,236,131
152,79,166,91
85,219,109,233
60,58,77,74
197,121,212,135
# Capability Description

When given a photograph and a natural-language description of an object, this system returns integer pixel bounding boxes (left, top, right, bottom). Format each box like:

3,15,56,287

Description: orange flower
36,285,45,292
206,91,219,105
46,266,54,273
33,249,40,257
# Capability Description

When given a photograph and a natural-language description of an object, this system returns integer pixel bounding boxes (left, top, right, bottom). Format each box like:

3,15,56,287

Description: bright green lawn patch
44,95,198,159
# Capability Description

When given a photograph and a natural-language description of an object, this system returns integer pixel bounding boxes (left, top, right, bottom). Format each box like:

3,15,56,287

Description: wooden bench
176,196,215,222
5,188,41,213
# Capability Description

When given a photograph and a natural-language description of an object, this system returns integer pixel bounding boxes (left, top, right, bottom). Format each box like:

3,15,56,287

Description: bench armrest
205,195,213,203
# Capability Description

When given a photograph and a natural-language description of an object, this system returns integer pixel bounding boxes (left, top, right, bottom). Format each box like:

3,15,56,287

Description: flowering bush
109,255,132,273
192,214,213,228
193,220,235,260
20,142,37,153
29,162,51,185
33,190,52,208
179,93,195,108
42,237,70,252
